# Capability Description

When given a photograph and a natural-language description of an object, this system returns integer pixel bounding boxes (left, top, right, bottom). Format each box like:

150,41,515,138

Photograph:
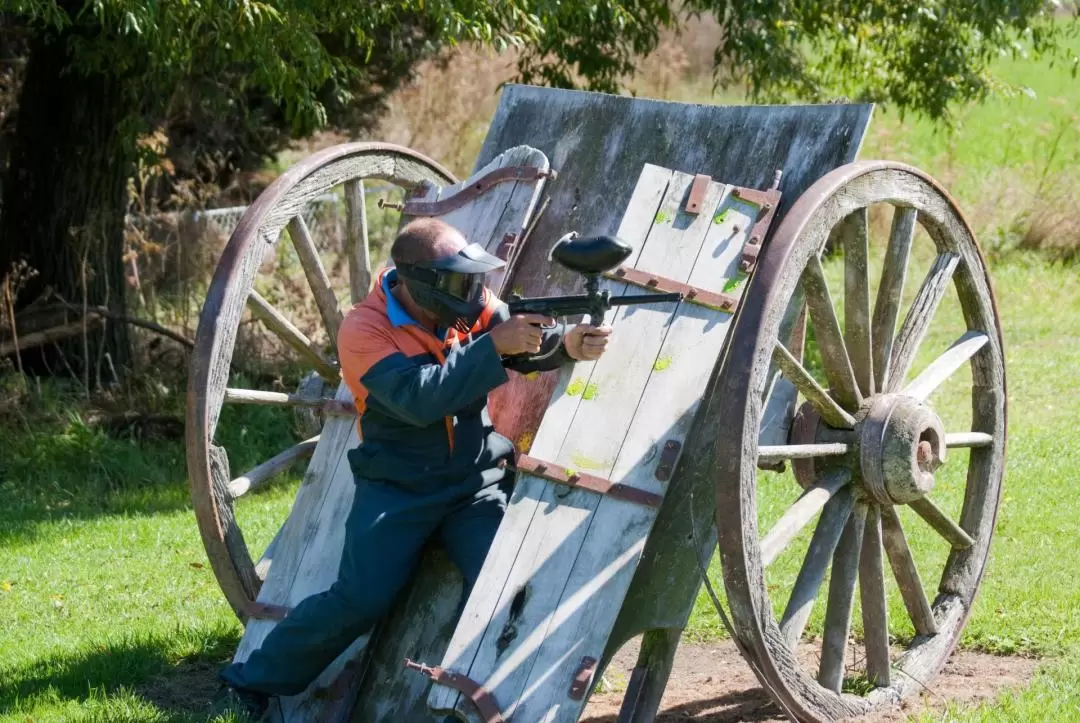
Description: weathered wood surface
482,86,874,455
429,165,761,722
460,92,872,694
229,146,549,723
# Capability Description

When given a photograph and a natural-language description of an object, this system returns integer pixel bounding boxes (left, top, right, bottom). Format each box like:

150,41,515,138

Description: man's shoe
212,682,271,721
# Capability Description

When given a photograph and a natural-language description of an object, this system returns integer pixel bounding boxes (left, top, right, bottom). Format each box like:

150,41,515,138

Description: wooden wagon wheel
185,143,456,621
711,161,1006,720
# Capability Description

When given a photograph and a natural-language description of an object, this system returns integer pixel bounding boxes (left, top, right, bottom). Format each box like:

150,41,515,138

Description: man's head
390,218,505,332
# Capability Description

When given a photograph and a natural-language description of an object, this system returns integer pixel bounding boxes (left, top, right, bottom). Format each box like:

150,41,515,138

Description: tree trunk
0,29,132,380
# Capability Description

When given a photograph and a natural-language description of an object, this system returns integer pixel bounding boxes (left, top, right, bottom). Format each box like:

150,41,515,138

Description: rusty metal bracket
730,171,783,274
245,601,290,621
654,439,682,482
403,166,557,218
569,656,598,700
404,659,504,723
501,454,662,508
605,266,739,313
685,173,712,214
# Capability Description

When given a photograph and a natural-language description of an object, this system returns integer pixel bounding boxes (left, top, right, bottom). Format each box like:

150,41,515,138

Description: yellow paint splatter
566,378,586,396
564,467,578,478
713,208,730,225
653,356,673,372
524,371,539,381
654,209,669,224
516,432,535,453
570,451,607,471
582,383,599,400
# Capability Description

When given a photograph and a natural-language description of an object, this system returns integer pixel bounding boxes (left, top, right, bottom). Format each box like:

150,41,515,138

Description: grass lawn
3,29,1080,723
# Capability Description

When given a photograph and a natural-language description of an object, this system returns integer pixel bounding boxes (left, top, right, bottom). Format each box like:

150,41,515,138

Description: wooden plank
433,174,759,722
511,183,760,723
429,164,674,718
880,505,937,636
909,496,975,549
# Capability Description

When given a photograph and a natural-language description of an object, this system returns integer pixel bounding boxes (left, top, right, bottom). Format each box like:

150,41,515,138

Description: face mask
395,242,506,333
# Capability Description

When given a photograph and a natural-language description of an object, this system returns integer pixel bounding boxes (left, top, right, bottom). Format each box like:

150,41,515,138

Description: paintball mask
395,243,506,333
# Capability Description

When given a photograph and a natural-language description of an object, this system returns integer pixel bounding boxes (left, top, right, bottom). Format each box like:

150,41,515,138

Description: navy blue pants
220,472,511,698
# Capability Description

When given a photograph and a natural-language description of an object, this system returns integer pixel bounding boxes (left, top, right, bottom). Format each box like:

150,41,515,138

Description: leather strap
404,659,504,723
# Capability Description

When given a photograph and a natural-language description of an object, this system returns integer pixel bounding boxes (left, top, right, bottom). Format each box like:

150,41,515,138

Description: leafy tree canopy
7,0,1076,140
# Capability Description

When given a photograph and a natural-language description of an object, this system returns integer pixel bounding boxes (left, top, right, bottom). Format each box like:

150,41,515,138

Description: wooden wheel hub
857,393,946,506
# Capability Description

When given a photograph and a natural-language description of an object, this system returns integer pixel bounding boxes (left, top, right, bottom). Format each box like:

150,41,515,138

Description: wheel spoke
819,501,868,692
872,207,917,389
885,252,960,391
344,179,373,304
859,504,891,687
945,431,994,448
909,496,975,549
779,487,855,649
224,387,355,416
288,215,345,346
247,290,340,382
841,209,874,396
761,469,852,568
227,436,320,499
902,330,989,401
772,342,856,429
758,443,850,464
802,254,862,410
880,506,937,636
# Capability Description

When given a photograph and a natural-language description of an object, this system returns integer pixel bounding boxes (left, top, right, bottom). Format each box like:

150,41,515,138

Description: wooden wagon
186,86,1006,722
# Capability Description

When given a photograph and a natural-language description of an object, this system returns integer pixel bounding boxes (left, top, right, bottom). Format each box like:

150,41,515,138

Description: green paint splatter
565,467,578,478
652,356,673,372
566,378,586,396
570,451,607,471
713,208,730,225
582,383,599,400
654,209,669,224
723,273,747,293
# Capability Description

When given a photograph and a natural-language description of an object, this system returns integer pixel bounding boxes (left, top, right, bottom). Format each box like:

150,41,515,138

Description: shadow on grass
0,400,300,546
0,626,242,721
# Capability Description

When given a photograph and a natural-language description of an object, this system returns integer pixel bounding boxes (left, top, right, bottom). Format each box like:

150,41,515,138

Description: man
218,217,612,717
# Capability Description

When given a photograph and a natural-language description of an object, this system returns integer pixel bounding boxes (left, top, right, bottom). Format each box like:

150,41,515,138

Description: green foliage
687,0,1079,123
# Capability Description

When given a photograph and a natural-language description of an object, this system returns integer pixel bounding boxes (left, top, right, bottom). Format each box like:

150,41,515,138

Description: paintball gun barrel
506,233,682,326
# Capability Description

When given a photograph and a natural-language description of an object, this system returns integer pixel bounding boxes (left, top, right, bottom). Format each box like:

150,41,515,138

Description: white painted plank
512,186,758,722
433,171,735,721
430,164,673,715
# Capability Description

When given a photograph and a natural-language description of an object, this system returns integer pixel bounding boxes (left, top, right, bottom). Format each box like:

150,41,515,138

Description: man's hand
489,314,555,356
565,324,613,361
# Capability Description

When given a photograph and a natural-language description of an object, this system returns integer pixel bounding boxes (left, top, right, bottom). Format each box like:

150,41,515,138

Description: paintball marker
506,233,683,327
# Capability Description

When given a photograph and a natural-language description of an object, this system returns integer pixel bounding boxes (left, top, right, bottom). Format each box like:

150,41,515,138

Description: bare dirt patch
581,640,1037,722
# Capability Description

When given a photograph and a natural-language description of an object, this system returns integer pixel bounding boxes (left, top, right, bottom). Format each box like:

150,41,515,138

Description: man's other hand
565,324,612,361
490,314,554,356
